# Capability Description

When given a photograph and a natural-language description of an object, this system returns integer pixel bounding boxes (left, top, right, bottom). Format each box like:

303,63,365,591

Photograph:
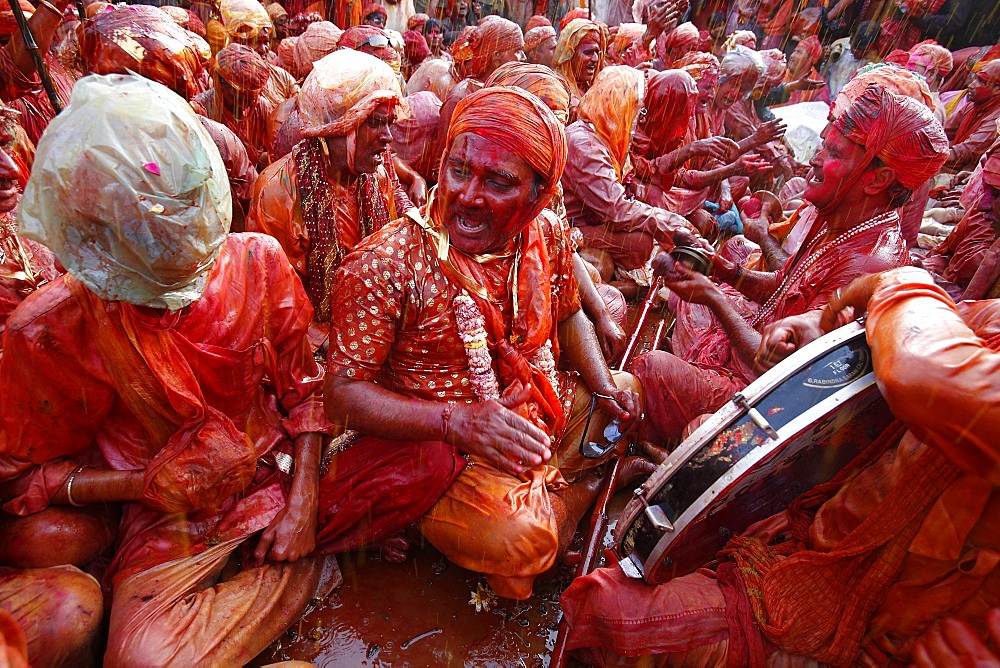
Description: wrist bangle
440,403,457,443
38,0,62,16
65,465,88,507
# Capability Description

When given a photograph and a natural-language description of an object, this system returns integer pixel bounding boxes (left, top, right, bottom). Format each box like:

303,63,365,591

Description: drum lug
733,392,779,440
634,485,675,532
618,555,644,579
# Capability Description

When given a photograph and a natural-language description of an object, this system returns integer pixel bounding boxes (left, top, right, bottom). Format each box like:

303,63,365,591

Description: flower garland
530,339,558,400
453,291,500,402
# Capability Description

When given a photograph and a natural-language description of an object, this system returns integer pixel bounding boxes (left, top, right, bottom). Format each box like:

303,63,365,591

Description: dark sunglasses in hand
578,392,626,459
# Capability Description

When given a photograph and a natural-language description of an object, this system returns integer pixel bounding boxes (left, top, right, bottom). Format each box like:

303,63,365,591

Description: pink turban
292,20,342,78
832,63,934,119
907,41,953,77
661,21,699,51
832,85,949,191
722,29,756,53
524,25,556,52
676,51,720,81
796,35,823,65
759,48,787,88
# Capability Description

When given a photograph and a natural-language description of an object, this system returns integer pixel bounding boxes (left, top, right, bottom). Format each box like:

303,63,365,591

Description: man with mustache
326,86,649,601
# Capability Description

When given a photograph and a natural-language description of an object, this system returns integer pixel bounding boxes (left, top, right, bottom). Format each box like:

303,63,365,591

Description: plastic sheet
18,74,231,310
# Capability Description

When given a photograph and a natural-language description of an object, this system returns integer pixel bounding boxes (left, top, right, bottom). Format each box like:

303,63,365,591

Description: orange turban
525,14,552,31
443,86,567,220
907,41,953,77
408,12,429,30
577,65,644,179
976,59,1000,85
607,23,647,66
553,18,606,96
832,63,934,119
559,7,588,30
524,25,556,52
796,35,823,65
832,85,949,191
451,15,524,80
485,61,571,124
214,42,270,92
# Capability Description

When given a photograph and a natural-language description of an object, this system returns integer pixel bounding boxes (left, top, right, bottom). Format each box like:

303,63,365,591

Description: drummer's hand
819,273,884,333
661,262,720,305
912,609,1000,668
754,311,824,372
594,386,643,435
651,251,685,281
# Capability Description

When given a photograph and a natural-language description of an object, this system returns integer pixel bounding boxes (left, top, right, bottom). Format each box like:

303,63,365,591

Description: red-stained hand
750,119,787,146
912,610,1000,667
448,380,553,477
594,314,627,364
661,261,720,305
692,136,740,163
595,386,643,434
254,493,318,564
754,310,825,372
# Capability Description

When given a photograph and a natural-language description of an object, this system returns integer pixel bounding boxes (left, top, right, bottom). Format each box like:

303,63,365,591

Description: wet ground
252,293,667,667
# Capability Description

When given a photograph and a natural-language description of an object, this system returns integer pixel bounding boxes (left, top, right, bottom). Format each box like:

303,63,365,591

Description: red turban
339,25,400,73
559,7,588,31
983,150,1000,189
832,85,949,191
908,41,953,77
362,2,387,20
796,35,823,65
451,15,523,80
408,12,429,31
403,29,432,67
523,25,556,52
442,86,567,220
643,69,697,147
214,42,270,92
977,59,1000,86
885,49,910,66
525,14,552,31
832,63,934,119
0,0,33,37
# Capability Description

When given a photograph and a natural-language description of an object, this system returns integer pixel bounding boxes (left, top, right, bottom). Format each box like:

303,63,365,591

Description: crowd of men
0,0,997,663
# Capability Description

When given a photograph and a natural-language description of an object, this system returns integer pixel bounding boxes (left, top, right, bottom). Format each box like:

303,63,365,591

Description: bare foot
372,534,410,563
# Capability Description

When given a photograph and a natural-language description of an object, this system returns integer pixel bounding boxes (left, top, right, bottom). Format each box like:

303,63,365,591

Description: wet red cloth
0,50,76,146
0,209,62,344
450,15,523,81
922,207,997,299
565,268,1000,665
191,88,271,166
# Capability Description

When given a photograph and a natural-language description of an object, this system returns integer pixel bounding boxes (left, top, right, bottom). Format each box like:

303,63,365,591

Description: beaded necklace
750,210,899,327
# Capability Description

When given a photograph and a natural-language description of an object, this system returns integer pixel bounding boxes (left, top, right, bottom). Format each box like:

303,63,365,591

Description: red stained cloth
797,34,822,64
559,7,588,30
0,210,62,343
525,14,551,30
293,21,343,77
214,42,271,91
403,29,431,68
362,1,387,20
80,5,205,100
0,0,33,37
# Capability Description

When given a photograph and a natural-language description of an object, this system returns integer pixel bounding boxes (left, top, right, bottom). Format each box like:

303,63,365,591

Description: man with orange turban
783,35,829,104
191,43,274,167
247,50,414,343
560,86,973,668
326,86,647,601
631,85,948,447
553,18,606,112
944,60,1000,171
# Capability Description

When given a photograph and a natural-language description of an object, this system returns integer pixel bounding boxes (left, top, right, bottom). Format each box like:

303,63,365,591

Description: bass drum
613,320,894,584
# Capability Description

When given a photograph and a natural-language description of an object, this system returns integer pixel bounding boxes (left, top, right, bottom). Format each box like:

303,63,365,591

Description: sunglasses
577,392,626,459
360,34,391,49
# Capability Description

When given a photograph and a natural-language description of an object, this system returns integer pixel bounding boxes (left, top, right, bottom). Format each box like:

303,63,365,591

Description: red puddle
252,538,569,667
